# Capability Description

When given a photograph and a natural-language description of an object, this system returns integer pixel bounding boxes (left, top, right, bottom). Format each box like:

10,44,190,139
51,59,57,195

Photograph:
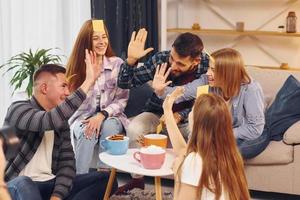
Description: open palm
85,49,101,82
152,63,172,96
127,28,154,62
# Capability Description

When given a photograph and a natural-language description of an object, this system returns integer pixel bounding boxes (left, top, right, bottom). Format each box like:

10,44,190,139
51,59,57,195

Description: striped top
4,89,86,199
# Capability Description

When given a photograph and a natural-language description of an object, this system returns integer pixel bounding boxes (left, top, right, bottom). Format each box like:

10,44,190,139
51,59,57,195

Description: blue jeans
73,117,124,174
7,176,42,200
237,130,270,159
35,171,117,200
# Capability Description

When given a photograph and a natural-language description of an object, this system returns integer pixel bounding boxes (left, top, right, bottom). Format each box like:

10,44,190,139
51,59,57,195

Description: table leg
103,168,116,200
155,176,162,200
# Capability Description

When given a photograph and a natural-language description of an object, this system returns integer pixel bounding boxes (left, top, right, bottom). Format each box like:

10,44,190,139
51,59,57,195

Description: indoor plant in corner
0,48,62,97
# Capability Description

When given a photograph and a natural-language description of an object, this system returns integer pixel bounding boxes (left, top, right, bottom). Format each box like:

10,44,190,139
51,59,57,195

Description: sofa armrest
283,121,300,144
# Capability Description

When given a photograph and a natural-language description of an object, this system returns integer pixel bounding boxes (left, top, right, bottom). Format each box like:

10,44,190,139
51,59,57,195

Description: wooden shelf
167,28,300,37
246,64,300,71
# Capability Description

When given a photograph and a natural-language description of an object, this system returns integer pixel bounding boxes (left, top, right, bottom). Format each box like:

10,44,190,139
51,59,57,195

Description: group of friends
0,19,269,200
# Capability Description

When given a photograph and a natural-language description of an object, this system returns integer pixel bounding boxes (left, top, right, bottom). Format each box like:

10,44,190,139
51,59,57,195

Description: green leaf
0,48,64,96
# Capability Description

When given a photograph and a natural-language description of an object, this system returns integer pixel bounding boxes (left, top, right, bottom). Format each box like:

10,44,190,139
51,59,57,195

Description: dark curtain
91,0,159,60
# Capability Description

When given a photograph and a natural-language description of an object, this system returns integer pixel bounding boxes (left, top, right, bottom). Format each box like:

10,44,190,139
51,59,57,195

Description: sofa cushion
246,67,300,109
245,140,293,165
283,121,300,144
264,75,300,141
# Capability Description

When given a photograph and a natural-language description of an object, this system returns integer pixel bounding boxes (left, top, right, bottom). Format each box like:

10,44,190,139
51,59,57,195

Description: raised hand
85,49,101,83
80,49,101,93
152,63,172,96
162,87,184,112
127,28,154,65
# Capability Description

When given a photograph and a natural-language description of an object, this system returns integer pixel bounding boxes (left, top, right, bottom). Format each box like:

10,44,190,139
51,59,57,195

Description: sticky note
92,20,104,32
197,85,209,97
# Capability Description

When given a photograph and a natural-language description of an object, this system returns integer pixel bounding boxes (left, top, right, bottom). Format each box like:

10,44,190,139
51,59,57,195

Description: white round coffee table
99,148,175,200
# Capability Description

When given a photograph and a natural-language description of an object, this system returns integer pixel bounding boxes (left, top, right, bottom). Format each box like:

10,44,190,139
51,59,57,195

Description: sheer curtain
0,0,91,123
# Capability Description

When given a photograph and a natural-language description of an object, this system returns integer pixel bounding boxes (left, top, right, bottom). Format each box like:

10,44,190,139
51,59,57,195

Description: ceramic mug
133,146,166,169
100,136,129,155
144,134,167,148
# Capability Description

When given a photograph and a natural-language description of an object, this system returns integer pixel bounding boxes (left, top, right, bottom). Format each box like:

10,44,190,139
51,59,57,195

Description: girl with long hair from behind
163,89,250,200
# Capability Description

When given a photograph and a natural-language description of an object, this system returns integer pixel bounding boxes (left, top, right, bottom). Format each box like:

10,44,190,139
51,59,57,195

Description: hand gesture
152,63,172,96
82,114,105,139
127,28,154,65
85,49,101,84
160,112,182,125
136,135,145,147
162,87,184,112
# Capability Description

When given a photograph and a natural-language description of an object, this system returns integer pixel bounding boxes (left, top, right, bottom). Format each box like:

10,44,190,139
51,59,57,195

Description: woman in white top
163,89,250,200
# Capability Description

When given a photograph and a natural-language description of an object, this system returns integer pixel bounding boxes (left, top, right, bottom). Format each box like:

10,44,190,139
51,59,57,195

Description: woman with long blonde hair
163,90,250,200
154,48,268,159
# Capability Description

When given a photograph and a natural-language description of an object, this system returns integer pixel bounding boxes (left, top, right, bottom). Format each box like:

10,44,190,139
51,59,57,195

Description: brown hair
212,48,250,99
172,32,203,59
179,94,250,200
33,64,66,83
66,19,115,91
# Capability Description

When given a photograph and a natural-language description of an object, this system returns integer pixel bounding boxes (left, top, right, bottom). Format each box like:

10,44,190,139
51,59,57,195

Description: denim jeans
35,171,117,200
8,176,42,200
237,130,270,159
73,117,124,174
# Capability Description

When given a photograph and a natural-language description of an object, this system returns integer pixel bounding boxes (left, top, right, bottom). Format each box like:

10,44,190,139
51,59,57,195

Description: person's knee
127,120,148,139
8,176,34,187
8,176,41,200
101,118,123,136
127,122,147,148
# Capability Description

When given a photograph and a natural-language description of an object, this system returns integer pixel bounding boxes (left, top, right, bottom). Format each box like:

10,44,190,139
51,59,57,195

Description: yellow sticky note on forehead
92,20,104,32
197,85,209,97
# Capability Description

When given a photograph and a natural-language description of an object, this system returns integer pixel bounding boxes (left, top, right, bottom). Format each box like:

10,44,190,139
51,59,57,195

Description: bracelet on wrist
100,110,109,120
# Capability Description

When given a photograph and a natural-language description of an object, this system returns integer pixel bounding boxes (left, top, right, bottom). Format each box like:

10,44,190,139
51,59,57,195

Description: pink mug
133,147,166,169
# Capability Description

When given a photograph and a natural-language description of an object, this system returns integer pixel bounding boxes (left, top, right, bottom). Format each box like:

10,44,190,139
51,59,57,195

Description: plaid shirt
4,89,86,199
69,56,130,129
117,50,209,118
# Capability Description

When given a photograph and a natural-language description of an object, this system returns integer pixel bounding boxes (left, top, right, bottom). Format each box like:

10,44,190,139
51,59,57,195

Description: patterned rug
110,188,174,200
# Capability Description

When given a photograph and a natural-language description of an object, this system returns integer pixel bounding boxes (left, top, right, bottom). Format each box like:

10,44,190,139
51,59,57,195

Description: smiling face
206,59,216,86
45,73,70,108
92,31,108,56
168,48,200,77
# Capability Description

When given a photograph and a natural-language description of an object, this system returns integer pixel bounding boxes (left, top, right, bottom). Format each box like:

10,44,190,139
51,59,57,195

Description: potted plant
0,48,62,97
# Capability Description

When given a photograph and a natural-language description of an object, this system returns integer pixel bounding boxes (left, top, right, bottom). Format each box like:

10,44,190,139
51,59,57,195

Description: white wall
161,0,300,68
0,0,91,124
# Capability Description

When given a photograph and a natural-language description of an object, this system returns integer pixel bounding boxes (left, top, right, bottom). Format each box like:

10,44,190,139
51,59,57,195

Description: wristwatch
100,110,109,120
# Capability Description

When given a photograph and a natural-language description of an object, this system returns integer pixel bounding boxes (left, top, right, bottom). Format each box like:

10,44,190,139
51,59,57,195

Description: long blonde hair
212,48,250,99
66,19,115,91
179,94,250,200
